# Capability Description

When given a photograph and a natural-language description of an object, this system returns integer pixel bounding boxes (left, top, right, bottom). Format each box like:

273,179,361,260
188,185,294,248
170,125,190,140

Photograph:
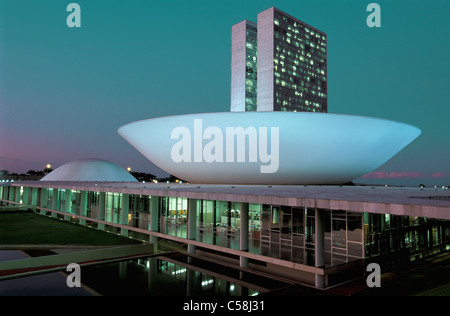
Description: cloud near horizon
362,171,425,179
432,172,450,179
362,171,450,180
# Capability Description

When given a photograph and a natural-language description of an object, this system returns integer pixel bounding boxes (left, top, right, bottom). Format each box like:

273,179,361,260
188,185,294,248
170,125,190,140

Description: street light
44,164,53,174
127,167,131,172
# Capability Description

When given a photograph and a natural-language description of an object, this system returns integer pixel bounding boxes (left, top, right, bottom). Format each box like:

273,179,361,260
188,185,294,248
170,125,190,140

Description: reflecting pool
69,253,277,296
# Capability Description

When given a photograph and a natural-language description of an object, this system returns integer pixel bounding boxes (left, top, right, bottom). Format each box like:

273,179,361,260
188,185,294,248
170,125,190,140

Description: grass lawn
0,209,141,246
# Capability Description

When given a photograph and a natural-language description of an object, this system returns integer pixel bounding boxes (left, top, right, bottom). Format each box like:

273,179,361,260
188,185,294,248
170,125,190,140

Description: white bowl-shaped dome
41,158,137,182
118,112,421,185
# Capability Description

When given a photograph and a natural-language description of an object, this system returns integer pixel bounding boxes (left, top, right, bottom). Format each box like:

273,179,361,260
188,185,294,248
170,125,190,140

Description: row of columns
186,200,250,270
0,185,28,205
1,187,160,239
0,186,38,207
1,186,326,289
186,200,324,287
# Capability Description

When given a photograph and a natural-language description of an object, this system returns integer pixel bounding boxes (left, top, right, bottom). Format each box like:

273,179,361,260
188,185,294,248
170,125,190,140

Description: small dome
40,158,138,182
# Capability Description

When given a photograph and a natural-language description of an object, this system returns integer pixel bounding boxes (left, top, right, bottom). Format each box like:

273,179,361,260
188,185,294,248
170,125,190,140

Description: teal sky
0,0,449,186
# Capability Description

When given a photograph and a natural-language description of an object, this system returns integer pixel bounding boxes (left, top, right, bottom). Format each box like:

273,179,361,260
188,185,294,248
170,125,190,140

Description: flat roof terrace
11,182,450,220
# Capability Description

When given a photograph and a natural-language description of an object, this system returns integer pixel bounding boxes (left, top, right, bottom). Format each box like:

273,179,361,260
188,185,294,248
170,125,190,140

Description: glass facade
260,206,363,266
273,10,327,113
105,192,122,224
244,22,257,111
160,196,188,238
233,8,327,113
2,185,450,271
364,213,450,266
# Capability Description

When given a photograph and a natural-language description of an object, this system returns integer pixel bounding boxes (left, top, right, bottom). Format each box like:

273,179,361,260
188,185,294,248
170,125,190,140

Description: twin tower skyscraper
230,7,328,113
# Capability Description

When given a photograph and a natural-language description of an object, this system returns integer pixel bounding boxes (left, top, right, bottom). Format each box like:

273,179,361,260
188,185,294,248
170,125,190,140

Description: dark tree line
130,172,186,183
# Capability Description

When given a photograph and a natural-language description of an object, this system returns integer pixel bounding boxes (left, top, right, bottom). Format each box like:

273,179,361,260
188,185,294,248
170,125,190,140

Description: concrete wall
256,8,275,111
230,20,248,112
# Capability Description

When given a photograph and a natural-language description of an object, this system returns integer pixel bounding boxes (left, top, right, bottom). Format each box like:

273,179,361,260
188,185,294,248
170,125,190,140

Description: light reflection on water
0,251,289,296
75,255,262,296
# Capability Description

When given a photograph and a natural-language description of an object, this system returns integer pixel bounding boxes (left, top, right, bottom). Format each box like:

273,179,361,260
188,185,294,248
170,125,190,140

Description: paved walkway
0,250,96,296
0,244,155,279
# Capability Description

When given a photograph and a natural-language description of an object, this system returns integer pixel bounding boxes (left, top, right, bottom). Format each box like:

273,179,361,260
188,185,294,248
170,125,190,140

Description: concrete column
79,191,88,225
36,188,41,208
1,186,6,203
15,186,21,203
51,189,59,218
4,186,9,200
120,194,129,237
23,187,29,206
64,190,72,221
27,187,33,205
149,196,159,246
10,186,17,204
40,188,48,214
188,198,197,255
8,186,14,205
98,192,106,230
7,186,11,203
5,186,10,204
5,186,10,202
315,208,325,289
44,188,49,207
0,186,5,202
31,187,38,211
240,202,249,269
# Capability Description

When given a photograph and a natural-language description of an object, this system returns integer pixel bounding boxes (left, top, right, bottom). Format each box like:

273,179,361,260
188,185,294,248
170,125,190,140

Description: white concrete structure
40,158,137,182
230,20,256,112
118,112,421,185
256,7,275,112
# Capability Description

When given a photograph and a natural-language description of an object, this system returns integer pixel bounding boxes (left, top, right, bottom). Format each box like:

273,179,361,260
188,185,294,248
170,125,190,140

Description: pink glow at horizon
363,171,450,180
433,172,450,179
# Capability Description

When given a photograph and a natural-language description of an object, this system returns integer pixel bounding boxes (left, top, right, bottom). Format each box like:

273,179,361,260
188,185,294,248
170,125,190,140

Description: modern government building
1,170,450,289
231,7,327,112
1,7,449,291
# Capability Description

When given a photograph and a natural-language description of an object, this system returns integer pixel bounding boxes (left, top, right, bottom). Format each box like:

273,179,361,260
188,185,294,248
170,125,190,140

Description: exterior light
46,164,51,169
127,167,131,172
